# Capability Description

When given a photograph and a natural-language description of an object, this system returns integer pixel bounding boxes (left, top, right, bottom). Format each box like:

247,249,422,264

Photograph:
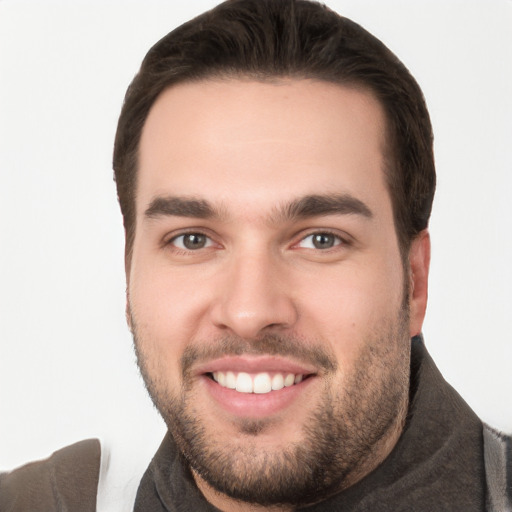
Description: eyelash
165,229,350,253
166,231,215,252
294,230,348,251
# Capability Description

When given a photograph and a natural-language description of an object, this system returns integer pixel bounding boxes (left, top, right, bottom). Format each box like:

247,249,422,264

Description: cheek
130,250,207,320
303,262,403,315
295,255,405,351
128,261,205,371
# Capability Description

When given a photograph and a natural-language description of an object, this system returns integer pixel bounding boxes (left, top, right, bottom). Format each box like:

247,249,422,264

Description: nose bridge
211,244,297,338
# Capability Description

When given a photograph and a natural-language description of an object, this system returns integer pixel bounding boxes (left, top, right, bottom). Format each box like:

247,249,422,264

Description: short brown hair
113,0,435,263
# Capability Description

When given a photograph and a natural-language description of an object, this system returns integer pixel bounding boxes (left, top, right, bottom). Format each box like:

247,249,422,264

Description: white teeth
271,373,284,391
235,372,253,393
211,371,306,394
284,373,295,387
225,371,237,390
253,373,272,394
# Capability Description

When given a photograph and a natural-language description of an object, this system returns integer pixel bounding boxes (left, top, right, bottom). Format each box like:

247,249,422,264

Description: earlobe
408,230,430,337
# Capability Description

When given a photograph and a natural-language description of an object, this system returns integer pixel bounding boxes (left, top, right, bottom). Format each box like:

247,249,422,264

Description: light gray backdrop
1,0,511,474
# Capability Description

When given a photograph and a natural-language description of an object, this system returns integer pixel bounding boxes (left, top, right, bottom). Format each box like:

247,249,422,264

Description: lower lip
201,375,314,418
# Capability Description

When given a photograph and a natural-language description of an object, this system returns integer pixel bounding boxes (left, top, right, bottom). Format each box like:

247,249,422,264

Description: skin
127,79,430,511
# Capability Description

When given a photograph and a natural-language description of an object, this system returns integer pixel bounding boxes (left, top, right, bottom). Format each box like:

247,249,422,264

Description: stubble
132,306,410,507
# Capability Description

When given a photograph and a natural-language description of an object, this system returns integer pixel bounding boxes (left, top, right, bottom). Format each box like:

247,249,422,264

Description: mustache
181,333,338,379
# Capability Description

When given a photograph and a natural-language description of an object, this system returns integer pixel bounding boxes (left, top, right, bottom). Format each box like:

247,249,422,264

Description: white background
1,0,511,476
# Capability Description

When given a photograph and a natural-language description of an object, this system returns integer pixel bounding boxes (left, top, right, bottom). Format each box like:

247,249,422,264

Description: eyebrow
278,194,373,222
144,193,373,222
145,196,222,219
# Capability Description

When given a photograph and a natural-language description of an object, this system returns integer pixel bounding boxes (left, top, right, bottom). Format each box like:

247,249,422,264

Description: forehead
137,79,390,221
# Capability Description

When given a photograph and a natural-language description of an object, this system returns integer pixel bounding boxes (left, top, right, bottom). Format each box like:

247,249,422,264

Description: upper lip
193,355,318,377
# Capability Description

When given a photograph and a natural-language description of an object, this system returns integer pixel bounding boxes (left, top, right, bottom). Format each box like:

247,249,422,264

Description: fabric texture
484,424,512,512
0,438,101,512
133,337,487,511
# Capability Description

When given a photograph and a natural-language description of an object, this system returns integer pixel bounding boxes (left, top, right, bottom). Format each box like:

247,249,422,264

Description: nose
210,250,298,339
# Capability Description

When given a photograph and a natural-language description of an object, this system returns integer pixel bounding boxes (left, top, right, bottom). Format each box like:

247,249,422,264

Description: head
113,1,434,510
114,0,435,267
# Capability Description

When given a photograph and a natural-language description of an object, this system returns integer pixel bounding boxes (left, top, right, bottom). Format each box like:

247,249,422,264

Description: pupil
184,234,206,249
313,233,334,249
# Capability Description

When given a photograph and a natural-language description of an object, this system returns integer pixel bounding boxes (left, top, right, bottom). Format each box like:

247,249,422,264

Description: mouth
208,370,309,394
195,356,318,418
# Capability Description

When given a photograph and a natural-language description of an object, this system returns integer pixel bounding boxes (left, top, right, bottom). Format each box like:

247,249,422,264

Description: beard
131,305,411,507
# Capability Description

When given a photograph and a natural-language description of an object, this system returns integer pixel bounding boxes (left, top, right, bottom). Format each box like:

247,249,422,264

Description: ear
408,230,430,337
125,287,133,333
124,241,133,332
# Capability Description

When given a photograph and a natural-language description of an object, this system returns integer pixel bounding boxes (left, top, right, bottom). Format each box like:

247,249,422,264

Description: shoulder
483,424,512,512
0,439,101,512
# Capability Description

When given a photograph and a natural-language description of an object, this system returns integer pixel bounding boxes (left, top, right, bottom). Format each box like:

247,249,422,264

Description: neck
193,472,294,512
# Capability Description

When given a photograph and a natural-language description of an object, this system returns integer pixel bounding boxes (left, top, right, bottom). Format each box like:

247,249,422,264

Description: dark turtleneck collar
134,336,486,511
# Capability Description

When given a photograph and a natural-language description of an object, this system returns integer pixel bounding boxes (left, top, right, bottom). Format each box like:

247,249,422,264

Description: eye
170,233,213,250
297,232,343,250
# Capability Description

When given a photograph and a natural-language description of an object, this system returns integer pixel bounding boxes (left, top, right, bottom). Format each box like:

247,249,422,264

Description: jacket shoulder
484,424,512,512
0,438,101,512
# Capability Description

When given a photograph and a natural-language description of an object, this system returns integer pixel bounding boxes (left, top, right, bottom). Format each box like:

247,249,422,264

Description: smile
199,358,318,417
211,371,305,394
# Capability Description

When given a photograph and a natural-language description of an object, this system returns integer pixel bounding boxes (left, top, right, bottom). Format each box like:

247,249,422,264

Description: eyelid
161,227,353,252
292,229,352,250
171,233,213,250
163,228,219,250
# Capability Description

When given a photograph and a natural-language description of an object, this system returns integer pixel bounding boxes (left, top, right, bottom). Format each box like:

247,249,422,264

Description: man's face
128,79,426,508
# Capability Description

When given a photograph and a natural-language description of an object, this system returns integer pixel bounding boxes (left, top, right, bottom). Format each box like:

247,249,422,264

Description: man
1,1,510,511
